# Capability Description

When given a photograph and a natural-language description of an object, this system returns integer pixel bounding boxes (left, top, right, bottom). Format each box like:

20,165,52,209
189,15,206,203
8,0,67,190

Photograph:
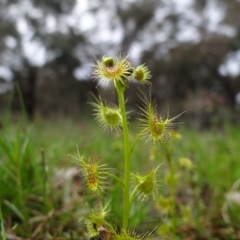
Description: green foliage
0,117,240,238
1,75,240,239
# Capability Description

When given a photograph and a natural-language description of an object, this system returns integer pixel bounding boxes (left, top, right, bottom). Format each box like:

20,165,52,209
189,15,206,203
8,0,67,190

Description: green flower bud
90,95,122,131
70,148,112,196
102,56,115,67
103,108,121,126
132,165,161,201
133,64,152,84
138,94,184,147
135,173,154,194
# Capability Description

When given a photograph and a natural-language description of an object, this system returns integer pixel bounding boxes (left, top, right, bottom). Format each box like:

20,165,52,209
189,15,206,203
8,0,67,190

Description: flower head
133,64,152,84
132,165,161,201
90,95,122,131
138,95,184,147
92,54,134,86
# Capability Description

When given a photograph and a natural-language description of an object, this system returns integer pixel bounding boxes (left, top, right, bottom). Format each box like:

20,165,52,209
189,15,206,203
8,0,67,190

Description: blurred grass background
1,112,240,239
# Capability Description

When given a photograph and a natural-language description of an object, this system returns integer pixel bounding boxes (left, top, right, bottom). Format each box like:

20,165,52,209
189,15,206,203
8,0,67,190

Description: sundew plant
71,54,184,239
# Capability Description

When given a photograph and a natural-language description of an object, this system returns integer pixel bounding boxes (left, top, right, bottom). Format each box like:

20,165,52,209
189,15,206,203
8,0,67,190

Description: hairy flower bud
134,64,151,84
90,95,122,131
138,94,184,147
132,165,161,201
70,151,111,195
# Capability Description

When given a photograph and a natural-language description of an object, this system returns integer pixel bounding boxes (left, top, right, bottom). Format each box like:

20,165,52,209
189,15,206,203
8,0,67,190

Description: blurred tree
0,0,240,120
120,0,240,112
0,0,92,119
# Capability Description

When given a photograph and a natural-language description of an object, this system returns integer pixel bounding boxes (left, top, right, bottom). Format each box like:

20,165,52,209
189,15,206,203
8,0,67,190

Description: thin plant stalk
16,153,26,220
194,188,203,235
105,172,124,187
165,147,177,240
129,129,145,157
41,148,48,209
116,84,131,229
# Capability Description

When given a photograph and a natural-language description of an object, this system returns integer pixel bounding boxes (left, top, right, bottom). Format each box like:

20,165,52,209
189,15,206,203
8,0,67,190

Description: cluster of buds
91,55,182,141
71,53,185,239
92,55,152,87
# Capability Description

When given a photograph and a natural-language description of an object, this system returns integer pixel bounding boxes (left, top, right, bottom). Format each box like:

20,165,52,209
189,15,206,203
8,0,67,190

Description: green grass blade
0,135,14,164
15,82,28,124
2,88,14,129
21,135,29,155
4,200,25,221
0,204,7,240
0,161,16,181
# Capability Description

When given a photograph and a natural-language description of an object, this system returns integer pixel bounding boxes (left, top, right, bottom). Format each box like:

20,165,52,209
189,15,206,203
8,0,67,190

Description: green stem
129,184,141,208
116,83,131,229
194,188,202,235
105,172,124,187
165,147,177,239
129,129,145,158
41,148,47,206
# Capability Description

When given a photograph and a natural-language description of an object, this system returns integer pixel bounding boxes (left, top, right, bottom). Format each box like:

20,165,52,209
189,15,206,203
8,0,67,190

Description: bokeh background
1,0,240,126
1,1,240,239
